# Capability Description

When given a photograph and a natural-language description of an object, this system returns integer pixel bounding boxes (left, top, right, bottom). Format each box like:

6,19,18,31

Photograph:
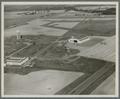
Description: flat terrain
4,12,46,29
66,36,115,62
12,35,58,57
4,36,26,56
56,62,115,95
4,9,116,95
4,13,115,37
5,19,68,37
79,36,116,62
91,73,115,95
62,19,115,38
33,56,108,74
4,70,84,95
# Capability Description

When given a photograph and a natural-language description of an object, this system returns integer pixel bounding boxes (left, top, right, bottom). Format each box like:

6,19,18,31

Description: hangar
68,36,90,44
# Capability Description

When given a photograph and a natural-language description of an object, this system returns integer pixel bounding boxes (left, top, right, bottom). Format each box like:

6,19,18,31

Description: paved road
55,63,114,95
55,62,114,95
55,73,91,95
68,62,114,94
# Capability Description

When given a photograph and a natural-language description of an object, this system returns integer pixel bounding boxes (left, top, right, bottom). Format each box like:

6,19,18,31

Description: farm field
4,12,42,29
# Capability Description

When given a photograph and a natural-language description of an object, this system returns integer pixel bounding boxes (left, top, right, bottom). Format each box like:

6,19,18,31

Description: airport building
6,57,29,66
68,36,90,44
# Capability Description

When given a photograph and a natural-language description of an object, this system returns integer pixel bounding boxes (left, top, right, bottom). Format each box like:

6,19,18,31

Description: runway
56,62,115,95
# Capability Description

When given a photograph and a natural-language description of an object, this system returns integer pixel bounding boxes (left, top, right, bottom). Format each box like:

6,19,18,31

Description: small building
6,57,29,66
68,36,90,44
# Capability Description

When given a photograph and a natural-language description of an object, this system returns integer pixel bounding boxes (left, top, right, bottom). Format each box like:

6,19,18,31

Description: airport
3,3,117,96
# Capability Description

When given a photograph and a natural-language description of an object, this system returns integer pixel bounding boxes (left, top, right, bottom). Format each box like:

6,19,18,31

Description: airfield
4,8,116,95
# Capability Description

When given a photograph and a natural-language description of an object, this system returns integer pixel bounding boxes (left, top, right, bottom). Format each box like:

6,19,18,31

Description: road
55,73,91,95
55,62,115,95
68,62,114,94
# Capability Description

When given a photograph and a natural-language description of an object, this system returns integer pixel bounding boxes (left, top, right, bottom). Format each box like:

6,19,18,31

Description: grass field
5,20,67,37
41,43,80,58
5,56,113,75
79,38,104,47
12,35,58,57
33,56,108,74
4,36,26,56
4,12,45,29
63,20,115,38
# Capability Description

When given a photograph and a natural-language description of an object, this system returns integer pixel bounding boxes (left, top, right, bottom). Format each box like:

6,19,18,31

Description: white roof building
6,57,29,66
68,36,90,44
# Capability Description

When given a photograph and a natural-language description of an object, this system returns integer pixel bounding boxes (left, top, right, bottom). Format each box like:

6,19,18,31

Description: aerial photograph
2,2,117,96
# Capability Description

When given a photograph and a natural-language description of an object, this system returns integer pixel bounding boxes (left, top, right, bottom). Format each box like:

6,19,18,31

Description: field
4,70,84,95
91,73,115,95
4,56,110,75
78,38,104,47
4,16,116,59
5,56,115,95
4,11,54,29
33,57,105,73
4,19,68,37
63,20,115,38
4,12,41,29
12,35,58,57
79,36,116,62
40,43,80,58
5,11,115,37
4,36,26,56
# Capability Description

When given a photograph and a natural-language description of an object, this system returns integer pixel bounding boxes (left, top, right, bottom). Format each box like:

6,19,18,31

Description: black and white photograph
1,2,119,97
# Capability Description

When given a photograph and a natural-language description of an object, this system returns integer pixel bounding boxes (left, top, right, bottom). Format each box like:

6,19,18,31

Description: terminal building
6,57,29,66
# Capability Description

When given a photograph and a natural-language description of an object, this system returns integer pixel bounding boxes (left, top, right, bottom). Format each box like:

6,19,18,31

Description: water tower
16,30,22,40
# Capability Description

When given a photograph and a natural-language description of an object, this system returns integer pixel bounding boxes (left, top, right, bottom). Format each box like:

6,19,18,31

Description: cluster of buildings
4,32,89,68
4,30,34,68
4,57,30,67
